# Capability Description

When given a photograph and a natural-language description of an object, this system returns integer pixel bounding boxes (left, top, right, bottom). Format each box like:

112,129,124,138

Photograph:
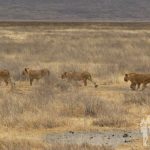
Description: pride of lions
0,67,149,91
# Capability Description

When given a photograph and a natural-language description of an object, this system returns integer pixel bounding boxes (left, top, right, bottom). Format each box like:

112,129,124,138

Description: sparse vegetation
0,23,149,149
123,92,150,105
0,139,114,150
92,102,129,128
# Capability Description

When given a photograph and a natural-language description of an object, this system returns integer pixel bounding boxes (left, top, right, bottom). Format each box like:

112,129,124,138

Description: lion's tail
88,74,98,88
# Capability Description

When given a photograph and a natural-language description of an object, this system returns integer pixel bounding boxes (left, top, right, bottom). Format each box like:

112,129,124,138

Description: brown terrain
0,22,149,149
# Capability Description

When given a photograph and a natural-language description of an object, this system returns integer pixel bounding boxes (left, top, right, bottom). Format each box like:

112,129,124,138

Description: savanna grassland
0,22,149,150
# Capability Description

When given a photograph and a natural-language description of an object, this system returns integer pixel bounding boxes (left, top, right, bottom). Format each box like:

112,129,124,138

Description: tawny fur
0,69,13,86
22,68,50,86
61,71,98,88
124,73,150,90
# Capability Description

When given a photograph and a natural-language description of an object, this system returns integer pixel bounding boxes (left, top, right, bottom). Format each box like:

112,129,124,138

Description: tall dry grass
0,138,114,150
0,24,149,82
0,83,130,128
0,23,149,131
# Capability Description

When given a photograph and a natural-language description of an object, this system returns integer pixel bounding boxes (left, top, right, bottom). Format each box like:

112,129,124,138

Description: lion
22,68,50,86
61,71,98,88
0,69,14,87
124,73,150,90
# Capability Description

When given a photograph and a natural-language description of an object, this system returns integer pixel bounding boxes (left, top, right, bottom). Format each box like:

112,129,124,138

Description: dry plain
0,22,149,150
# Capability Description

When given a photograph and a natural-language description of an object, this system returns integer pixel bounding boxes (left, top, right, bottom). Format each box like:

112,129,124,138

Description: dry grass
0,138,114,150
0,23,149,148
0,23,149,130
123,92,150,105
92,102,129,128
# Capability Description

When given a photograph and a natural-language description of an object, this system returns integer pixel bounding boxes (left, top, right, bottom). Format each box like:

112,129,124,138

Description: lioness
61,71,98,88
124,73,150,90
0,69,13,87
22,68,50,86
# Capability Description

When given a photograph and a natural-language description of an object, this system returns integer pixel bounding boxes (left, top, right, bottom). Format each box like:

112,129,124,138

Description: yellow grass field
0,22,149,150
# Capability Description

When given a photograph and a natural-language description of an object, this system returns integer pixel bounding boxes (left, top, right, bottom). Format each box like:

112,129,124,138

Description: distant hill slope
0,0,149,21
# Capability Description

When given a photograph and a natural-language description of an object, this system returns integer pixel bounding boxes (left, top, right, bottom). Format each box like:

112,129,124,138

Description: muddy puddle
44,130,142,147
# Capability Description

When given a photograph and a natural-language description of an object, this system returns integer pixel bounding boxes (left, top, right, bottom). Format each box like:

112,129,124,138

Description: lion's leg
137,83,141,90
130,82,136,90
47,71,50,76
30,78,34,86
142,83,147,91
83,79,87,86
4,79,9,86
8,78,15,89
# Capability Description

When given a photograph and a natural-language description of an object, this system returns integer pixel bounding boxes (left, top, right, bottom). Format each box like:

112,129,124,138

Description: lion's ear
64,72,67,75
25,68,29,73
25,68,27,72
